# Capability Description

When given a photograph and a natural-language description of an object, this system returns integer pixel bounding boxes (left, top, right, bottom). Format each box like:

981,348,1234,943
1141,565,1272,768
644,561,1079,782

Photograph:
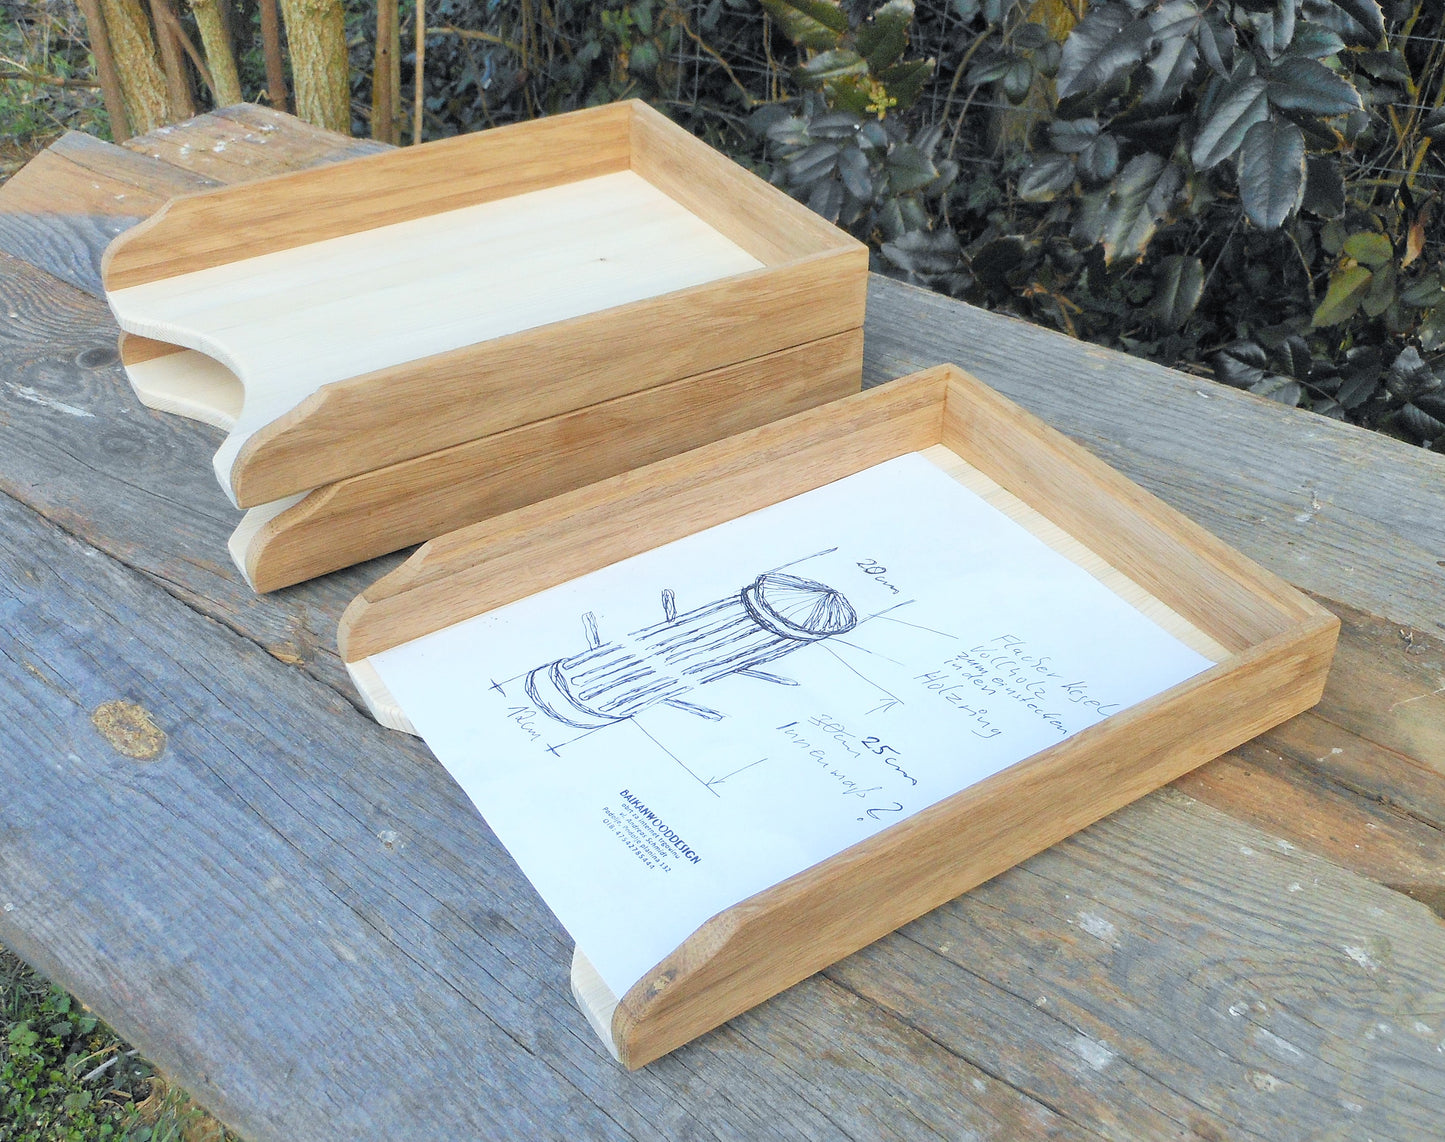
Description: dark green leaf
1013,22,1050,50
796,48,870,86
1191,76,1269,168
1301,155,1345,217
785,142,839,185
1003,59,1034,103
1420,306,1445,352
877,58,934,109
886,141,939,192
1239,118,1305,229
1327,0,1385,42
1099,153,1184,262
1336,362,1379,408
881,228,963,275
1362,259,1395,317
1049,118,1100,153
1312,263,1373,326
1267,56,1363,115
1251,374,1304,404
1385,346,1433,399
1398,402,1445,443
1290,22,1346,57
1424,108,1445,141
807,177,844,222
1355,50,1410,84
1151,254,1205,328
876,197,905,240
1247,0,1296,59
1035,40,1063,78
629,41,659,73
1400,273,1445,308
967,53,1015,85
858,119,889,149
1078,133,1120,182
1342,231,1392,267
1214,340,1268,388
1018,151,1076,201
1144,16,1200,106
1056,3,1151,100
750,104,794,136
758,0,850,50
856,0,914,71
837,146,873,199
1195,16,1235,76
807,109,863,138
1276,335,1314,379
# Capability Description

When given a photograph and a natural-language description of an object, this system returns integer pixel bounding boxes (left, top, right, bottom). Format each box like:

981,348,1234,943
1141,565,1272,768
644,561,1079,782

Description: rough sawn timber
0,109,1442,1140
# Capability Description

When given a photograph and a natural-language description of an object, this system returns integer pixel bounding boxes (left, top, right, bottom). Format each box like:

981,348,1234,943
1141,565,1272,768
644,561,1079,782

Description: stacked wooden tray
339,365,1340,1068
102,101,868,591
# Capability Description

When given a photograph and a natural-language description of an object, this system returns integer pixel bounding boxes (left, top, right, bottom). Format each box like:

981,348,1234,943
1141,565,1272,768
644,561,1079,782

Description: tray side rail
100,102,633,291
337,370,954,660
608,614,1338,1067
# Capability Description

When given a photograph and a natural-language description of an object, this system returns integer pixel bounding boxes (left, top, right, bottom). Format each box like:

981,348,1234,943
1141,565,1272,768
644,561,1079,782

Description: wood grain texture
0,131,216,295
0,251,385,704
230,249,864,506
339,366,1336,1068
941,375,1318,653
0,487,1099,1142
826,786,1445,1141
346,439,1230,733
108,168,765,502
863,275,1445,637
242,328,863,591
103,102,631,290
119,103,389,181
629,101,857,264
339,371,948,660
3,111,1444,1138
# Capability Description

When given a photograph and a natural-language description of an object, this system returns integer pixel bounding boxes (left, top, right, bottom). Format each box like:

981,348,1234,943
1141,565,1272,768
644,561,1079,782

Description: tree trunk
98,0,172,133
190,0,243,106
148,0,195,119
74,0,132,141
258,0,289,111
278,0,349,132
371,0,398,143
413,0,425,143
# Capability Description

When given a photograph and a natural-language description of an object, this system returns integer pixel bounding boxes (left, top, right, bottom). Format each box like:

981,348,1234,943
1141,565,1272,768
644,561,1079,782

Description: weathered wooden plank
2,109,1442,1141
0,131,217,295
1174,596,1445,914
828,787,1445,1140
0,486,1087,1142
121,104,389,181
0,250,381,699
1311,597,1445,774
863,276,1445,637
0,108,384,299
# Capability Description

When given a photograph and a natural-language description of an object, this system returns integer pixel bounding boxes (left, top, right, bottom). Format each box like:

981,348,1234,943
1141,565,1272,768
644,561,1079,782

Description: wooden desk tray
100,101,866,590
337,365,1339,1068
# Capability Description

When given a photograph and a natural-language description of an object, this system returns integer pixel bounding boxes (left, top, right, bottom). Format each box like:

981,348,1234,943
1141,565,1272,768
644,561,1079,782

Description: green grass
1,945,236,1142
0,0,110,183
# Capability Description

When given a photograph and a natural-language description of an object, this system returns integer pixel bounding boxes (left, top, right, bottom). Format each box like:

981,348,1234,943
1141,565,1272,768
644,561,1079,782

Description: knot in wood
90,700,167,760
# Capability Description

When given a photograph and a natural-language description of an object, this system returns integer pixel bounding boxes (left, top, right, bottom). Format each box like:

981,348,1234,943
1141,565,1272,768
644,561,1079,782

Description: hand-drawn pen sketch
525,570,859,731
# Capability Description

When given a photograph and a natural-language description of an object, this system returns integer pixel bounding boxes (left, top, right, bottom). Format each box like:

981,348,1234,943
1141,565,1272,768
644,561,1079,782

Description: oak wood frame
338,366,1338,1068
101,101,867,508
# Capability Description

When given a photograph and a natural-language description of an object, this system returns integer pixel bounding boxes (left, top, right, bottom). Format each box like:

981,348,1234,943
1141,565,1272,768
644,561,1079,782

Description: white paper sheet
369,453,1213,998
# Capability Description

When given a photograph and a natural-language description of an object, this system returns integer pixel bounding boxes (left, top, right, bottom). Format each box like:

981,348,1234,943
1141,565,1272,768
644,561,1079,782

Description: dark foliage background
361,0,1444,451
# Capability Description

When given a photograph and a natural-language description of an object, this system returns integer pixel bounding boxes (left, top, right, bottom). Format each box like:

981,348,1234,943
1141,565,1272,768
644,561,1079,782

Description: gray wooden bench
1,105,1442,1141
